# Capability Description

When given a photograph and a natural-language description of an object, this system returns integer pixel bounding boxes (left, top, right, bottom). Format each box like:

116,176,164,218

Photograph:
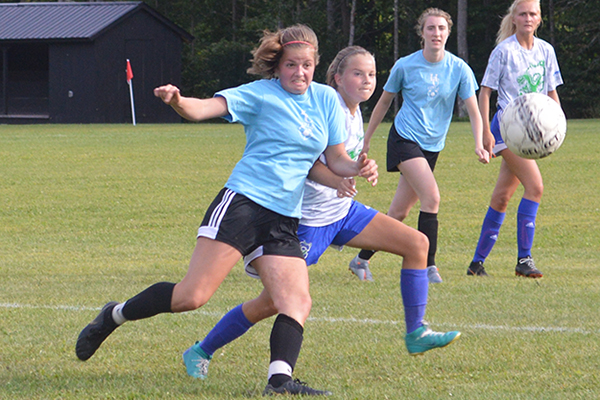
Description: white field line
1,302,597,335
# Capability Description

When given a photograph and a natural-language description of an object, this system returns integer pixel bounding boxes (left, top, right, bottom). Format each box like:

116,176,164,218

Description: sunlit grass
1,120,599,399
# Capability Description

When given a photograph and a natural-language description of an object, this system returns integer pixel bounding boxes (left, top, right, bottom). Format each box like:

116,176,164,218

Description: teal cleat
182,342,212,379
405,323,460,355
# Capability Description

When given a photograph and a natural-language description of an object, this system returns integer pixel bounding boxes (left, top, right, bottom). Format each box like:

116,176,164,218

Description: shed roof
0,1,193,42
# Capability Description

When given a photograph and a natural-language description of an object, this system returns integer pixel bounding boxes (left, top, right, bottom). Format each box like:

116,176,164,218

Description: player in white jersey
349,8,491,284
467,0,563,278
181,46,462,383
75,25,378,397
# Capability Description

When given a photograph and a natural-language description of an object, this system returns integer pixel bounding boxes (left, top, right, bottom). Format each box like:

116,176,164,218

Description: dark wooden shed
0,1,193,124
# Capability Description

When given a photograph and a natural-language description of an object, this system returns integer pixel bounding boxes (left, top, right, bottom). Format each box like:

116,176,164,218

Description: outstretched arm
154,84,229,122
464,95,490,164
361,90,395,155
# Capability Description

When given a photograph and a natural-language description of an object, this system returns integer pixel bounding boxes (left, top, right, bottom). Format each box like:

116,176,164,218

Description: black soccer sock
418,211,438,267
268,314,304,387
121,282,175,321
358,249,376,260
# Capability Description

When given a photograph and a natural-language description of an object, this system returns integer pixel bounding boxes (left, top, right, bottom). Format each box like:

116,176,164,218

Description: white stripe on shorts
243,247,264,279
197,189,236,239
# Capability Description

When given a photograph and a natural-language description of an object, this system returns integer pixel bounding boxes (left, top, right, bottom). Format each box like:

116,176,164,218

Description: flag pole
126,59,136,126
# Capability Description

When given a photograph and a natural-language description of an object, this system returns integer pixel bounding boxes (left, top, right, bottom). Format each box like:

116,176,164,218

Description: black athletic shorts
197,188,304,266
386,123,439,172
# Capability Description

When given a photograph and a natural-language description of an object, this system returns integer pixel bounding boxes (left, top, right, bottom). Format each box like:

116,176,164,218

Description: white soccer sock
111,302,127,325
267,360,292,380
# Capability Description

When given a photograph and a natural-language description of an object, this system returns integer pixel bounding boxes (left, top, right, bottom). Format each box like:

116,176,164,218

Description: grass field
1,120,599,399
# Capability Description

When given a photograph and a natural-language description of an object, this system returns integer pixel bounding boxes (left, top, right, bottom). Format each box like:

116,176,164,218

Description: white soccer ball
500,93,567,159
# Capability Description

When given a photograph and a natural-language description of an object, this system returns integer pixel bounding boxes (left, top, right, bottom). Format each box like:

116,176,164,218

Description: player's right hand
337,177,357,198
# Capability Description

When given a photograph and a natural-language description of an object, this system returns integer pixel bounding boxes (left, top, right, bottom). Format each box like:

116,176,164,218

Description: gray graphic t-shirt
481,34,563,111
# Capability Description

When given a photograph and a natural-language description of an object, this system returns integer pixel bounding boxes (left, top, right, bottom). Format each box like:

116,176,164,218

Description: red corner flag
126,59,136,125
126,59,134,82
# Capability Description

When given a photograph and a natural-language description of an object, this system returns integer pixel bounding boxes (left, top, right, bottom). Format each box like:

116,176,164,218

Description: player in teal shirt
218,78,347,218
75,24,377,397
385,49,479,152
349,8,491,284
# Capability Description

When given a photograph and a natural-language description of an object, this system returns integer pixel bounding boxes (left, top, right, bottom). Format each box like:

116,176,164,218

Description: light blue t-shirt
481,35,563,112
217,79,347,218
384,50,478,152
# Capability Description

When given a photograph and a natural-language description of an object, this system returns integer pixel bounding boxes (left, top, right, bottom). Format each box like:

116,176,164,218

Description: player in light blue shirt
75,25,377,397
385,49,479,152
182,47,462,383
468,0,563,279
350,8,491,284
217,78,346,218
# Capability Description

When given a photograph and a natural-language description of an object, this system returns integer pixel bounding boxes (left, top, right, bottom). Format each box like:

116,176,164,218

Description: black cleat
515,256,543,278
76,301,119,361
263,379,332,396
467,261,489,276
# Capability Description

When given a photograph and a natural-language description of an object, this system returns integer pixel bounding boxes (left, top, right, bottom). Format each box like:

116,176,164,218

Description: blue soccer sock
473,207,505,263
517,198,539,259
198,304,254,356
400,269,428,334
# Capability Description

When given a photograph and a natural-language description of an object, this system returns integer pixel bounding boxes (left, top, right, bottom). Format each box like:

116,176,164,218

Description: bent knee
172,288,211,312
491,193,512,211
273,294,312,323
414,230,429,254
405,230,429,262
420,195,440,212
525,182,544,200
388,207,410,221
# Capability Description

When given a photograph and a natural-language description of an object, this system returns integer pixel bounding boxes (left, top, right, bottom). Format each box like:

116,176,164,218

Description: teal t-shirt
217,79,346,218
384,50,478,152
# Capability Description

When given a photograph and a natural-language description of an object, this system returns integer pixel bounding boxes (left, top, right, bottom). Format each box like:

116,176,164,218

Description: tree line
20,0,599,119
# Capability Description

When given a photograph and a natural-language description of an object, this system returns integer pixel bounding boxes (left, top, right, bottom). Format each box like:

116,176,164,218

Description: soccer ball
500,93,567,159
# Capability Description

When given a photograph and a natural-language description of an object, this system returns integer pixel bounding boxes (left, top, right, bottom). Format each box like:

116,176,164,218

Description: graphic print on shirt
298,109,315,140
427,73,440,98
300,240,312,260
346,135,363,161
517,60,545,95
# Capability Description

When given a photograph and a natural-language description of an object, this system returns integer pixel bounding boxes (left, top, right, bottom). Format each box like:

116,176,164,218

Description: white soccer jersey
300,92,363,227
481,35,563,112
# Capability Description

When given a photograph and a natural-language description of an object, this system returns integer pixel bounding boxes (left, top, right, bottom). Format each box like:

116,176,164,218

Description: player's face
513,1,541,36
335,54,376,108
276,47,315,95
422,16,449,51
